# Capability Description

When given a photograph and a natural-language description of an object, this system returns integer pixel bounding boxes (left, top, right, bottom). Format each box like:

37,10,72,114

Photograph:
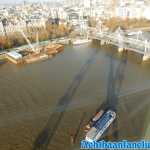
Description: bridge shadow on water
32,50,98,150
72,112,86,144
98,50,128,141
109,51,128,140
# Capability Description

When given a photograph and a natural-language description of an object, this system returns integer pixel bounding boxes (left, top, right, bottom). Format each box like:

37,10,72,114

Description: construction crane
18,29,40,53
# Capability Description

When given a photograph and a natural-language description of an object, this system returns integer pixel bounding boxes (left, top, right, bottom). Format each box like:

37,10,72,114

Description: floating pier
6,43,64,64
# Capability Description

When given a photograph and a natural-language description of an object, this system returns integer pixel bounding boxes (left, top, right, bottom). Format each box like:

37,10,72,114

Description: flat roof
7,51,22,60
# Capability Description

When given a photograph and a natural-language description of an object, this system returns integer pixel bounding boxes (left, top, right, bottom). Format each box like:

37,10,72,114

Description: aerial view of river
0,43,150,150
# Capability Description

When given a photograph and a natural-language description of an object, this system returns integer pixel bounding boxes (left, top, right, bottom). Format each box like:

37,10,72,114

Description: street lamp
144,40,148,54
1,18,8,39
137,30,142,41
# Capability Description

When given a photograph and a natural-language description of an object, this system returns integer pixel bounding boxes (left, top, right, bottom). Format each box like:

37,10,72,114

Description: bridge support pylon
106,40,110,45
118,47,124,53
100,40,105,46
143,55,150,61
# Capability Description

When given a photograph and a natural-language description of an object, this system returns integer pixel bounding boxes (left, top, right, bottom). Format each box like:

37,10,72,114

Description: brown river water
0,43,150,150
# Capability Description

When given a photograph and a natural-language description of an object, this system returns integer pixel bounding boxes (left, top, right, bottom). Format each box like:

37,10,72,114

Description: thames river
0,43,150,150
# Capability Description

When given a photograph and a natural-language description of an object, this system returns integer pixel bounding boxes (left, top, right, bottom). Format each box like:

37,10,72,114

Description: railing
89,31,150,55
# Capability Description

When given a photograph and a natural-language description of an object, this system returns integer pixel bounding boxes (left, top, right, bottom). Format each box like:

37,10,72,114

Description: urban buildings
0,0,150,36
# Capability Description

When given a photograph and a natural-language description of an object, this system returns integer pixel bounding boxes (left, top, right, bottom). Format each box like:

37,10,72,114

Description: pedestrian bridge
89,29,150,61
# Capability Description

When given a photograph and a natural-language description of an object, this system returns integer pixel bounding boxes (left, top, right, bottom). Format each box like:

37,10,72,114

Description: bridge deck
90,32,150,56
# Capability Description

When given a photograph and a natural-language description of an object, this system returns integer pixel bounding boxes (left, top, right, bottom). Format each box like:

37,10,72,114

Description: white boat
85,110,116,142
58,39,70,45
72,39,91,45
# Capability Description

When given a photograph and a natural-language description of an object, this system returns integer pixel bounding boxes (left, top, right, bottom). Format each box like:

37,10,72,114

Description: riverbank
0,54,5,60
0,36,91,61
0,23,71,50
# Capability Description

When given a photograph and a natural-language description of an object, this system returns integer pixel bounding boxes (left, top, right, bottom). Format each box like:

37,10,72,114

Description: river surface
0,43,150,150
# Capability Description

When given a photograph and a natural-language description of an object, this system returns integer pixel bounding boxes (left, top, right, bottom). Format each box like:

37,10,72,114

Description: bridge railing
90,31,150,55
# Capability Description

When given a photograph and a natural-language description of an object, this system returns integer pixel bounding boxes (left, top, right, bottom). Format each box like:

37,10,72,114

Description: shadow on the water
99,50,128,140
32,50,97,150
101,50,150,141
71,112,86,145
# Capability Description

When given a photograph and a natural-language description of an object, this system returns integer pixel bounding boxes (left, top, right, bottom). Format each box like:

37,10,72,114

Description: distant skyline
0,0,58,5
